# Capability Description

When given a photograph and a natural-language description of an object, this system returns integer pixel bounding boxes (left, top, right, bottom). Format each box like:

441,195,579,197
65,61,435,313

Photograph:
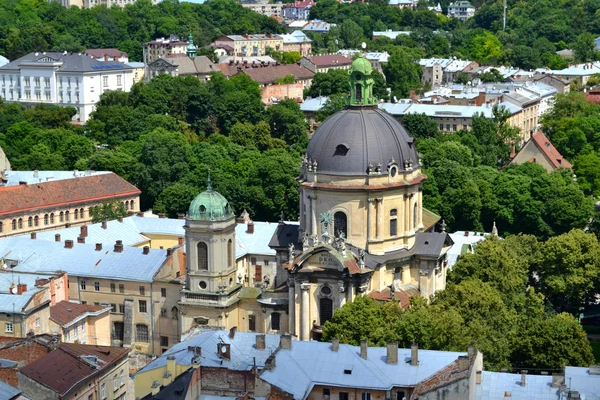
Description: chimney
468,344,476,359
166,355,176,378
30,232,36,240
143,246,150,255
360,340,368,360
117,217,123,223
521,370,527,387
65,240,74,249
178,237,184,246
159,213,166,219
137,212,144,217
458,355,470,370
464,231,469,237
386,342,398,364
33,170,39,178
256,334,266,350
55,234,61,242
101,221,107,229
166,248,172,256
280,334,292,349
177,214,185,220
247,220,254,234
114,240,123,253
229,326,237,339
35,278,49,286
552,373,565,388
80,225,88,237
96,243,102,251
476,370,482,384
17,283,27,295
332,338,339,352
77,236,85,244
411,343,419,366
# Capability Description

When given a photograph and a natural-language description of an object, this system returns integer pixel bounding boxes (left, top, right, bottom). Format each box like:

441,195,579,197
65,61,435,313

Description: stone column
375,198,383,239
288,279,296,336
300,283,310,341
367,198,375,243
306,194,312,235
310,196,317,238
404,193,411,233
299,192,305,233
418,190,423,229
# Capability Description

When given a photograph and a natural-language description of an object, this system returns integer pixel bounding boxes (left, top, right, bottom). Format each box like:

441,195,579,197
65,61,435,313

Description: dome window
390,166,398,177
199,205,206,214
334,144,349,156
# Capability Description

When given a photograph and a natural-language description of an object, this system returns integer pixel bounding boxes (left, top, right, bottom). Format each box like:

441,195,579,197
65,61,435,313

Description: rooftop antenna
503,0,507,31
361,42,367,50
207,169,212,190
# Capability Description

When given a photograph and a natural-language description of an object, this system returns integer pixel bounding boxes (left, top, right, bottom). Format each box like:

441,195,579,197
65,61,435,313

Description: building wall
143,233,179,249
241,3,284,17
17,372,60,400
0,194,140,238
307,385,386,400
510,141,557,172
261,83,304,105
144,43,187,65
97,355,129,400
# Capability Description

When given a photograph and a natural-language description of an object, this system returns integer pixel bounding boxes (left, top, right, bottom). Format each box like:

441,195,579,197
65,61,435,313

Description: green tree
383,51,423,98
89,200,128,223
573,32,597,62
401,113,439,139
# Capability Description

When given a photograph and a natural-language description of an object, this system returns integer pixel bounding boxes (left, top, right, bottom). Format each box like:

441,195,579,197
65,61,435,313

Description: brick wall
0,338,52,386
261,83,303,105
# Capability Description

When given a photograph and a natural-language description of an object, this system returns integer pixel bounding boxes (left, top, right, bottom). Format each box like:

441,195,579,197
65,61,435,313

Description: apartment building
0,170,140,238
143,35,188,65
299,54,352,73
0,52,133,123
447,1,475,20
281,30,312,56
242,1,285,17
214,34,284,57
282,1,314,20
49,300,111,346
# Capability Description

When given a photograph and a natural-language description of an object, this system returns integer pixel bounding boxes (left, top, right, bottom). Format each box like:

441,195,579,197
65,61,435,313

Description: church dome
351,56,372,76
188,184,233,221
306,106,419,176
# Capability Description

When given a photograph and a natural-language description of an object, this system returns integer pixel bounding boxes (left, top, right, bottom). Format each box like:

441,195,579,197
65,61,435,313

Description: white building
49,0,158,8
282,1,314,20
447,1,475,21
0,51,133,123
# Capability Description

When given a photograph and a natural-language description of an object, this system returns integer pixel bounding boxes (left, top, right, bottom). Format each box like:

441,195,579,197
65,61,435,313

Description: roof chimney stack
360,340,368,360
521,371,527,387
30,232,36,240
101,221,107,229
178,237,184,246
55,234,61,242
411,343,419,366
80,225,88,237
256,334,266,350
77,236,85,244
143,246,149,255
247,220,254,234
114,240,123,253
117,217,123,223
65,240,74,249
229,326,237,339
386,342,398,364
17,283,27,295
280,334,292,349
332,338,339,352
96,243,102,251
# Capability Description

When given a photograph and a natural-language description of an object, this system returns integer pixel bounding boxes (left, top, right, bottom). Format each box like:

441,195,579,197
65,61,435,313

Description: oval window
199,205,206,213
199,281,207,289
321,286,332,296
390,166,397,177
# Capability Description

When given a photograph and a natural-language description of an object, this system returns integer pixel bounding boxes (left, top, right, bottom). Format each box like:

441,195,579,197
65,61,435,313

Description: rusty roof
19,343,129,396
241,64,314,84
0,172,140,217
530,131,572,169
367,287,420,308
303,54,352,67
50,301,110,327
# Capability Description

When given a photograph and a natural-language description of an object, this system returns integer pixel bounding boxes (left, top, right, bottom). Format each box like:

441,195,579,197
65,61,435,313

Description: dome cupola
187,174,233,221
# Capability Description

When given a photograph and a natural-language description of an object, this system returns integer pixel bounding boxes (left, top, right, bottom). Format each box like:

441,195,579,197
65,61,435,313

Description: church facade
178,56,452,341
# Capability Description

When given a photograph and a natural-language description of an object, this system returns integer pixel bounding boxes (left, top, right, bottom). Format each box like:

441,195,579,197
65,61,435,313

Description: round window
321,286,332,296
355,74,361,80
390,166,397,177
199,205,206,213
199,281,207,289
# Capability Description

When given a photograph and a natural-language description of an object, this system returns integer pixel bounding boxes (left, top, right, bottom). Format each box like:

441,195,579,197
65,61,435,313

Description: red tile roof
0,173,140,217
19,343,129,396
84,48,128,59
531,131,572,169
50,301,109,327
368,287,420,309
303,54,352,68
411,358,469,398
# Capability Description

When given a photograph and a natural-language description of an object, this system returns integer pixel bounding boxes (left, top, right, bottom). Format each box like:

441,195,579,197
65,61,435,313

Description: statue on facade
333,229,346,253
288,243,295,264
358,248,365,269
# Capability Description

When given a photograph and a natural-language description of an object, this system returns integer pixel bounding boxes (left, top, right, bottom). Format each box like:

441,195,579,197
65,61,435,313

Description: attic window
344,369,352,375
334,144,349,156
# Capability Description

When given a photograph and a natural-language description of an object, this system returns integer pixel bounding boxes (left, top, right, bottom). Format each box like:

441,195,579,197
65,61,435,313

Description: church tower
186,33,196,59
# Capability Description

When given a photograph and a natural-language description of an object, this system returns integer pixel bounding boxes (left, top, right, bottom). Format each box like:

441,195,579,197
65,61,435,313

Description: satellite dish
335,39,338,45
10,286,17,294
361,42,367,49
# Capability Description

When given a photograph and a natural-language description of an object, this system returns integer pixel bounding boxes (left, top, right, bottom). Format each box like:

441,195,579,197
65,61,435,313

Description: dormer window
199,205,206,214
334,144,349,156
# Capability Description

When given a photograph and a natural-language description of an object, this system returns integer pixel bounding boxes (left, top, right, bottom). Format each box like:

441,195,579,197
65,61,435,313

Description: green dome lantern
348,54,376,106
187,174,233,221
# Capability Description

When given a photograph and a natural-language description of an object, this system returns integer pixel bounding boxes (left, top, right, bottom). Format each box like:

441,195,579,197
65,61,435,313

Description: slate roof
0,236,168,282
138,330,281,374
161,55,217,75
530,131,572,169
474,371,556,399
241,64,314,84
303,54,352,68
50,301,110,327
0,52,131,73
406,232,452,258
19,343,129,397
0,381,22,400
259,340,465,399
0,172,140,217
268,222,301,250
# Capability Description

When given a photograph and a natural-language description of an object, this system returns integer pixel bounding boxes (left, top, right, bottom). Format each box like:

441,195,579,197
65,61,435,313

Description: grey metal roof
260,340,465,399
0,170,111,187
306,106,419,176
565,366,600,400
406,232,452,258
268,223,301,250
0,380,22,400
0,236,168,283
474,371,557,400
0,52,132,73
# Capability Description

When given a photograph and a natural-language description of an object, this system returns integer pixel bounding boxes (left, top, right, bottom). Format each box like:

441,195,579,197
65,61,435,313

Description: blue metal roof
565,366,600,400
474,371,556,400
0,380,22,400
0,236,168,283
260,341,465,399
235,222,279,258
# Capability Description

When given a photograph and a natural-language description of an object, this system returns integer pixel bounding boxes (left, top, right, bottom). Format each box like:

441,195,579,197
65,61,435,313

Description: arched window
0,221,2,233
227,239,233,267
50,213,54,224
28,217,32,227
413,202,418,229
319,298,333,326
34,216,39,227
271,312,281,331
130,200,135,210
79,208,84,218
12,219,16,230
197,242,208,270
171,307,179,320
65,211,69,221
74,209,78,220
334,211,347,238
18,218,22,229
125,201,129,210
59,212,64,222
44,214,49,225
355,83,362,102
390,209,398,237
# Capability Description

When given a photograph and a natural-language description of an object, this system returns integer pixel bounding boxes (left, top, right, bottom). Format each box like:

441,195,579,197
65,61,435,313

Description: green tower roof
188,177,233,221
351,56,373,76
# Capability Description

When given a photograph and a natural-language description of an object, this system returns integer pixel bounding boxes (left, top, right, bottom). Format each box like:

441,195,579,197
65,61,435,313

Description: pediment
149,58,176,68
297,249,344,272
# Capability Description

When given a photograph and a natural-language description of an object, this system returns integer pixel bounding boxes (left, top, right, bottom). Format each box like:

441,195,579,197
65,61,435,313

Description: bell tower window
334,211,347,238
355,83,362,102
390,209,398,236
197,242,208,270
413,202,418,229
227,239,233,267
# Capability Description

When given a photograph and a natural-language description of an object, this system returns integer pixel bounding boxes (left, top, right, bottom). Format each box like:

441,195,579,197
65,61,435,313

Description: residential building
0,51,133,123
0,146,9,171
535,74,570,94
534,62,600,86
302,20,336,34
147,55,216,81
241,1,284,17
50,0,158,7
0,334,57,387
214,34,284,57
299,54,353,73
0,271,69,339
143,35,188,65
282,1,314,20
364,51,390,73
372,30,411,40
419,58,479,86
281,30,312,56
127,61,145,84
84,48,129,63
49,301,111,345
216,55,277,65
509,131,572,172
0,171,140,238
0,236,185,356
388,0,418,8
447,1,476,20
18,343,129,400
503,90,540,134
